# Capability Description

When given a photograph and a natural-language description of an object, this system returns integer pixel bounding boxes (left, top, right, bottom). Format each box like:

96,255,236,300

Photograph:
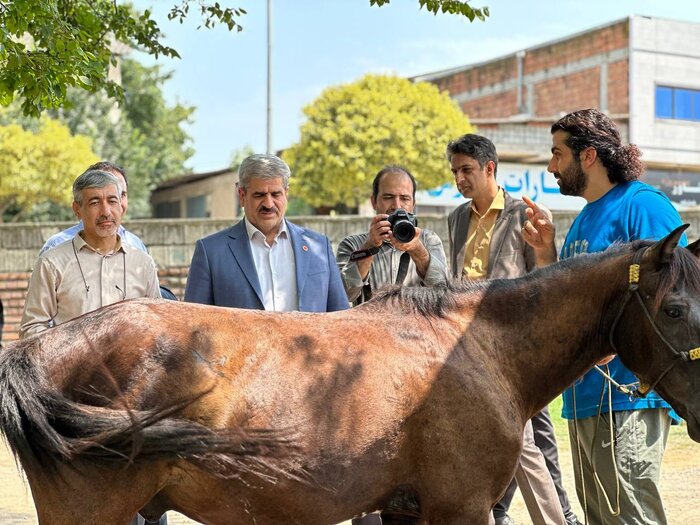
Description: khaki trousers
568,408,671,525
512,419,567,525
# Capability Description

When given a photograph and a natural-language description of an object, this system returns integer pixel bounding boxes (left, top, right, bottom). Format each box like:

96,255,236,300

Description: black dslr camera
387,209,418,243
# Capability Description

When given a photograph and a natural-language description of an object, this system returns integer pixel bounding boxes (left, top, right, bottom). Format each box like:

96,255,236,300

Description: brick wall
0,272,30,347
534,68,601,116
607,60,629,115
461,90,518,120
434,56,518,102
524,22,629,76
424,18,630,121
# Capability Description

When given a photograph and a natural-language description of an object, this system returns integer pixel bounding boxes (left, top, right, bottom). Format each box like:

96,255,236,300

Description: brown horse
2,226,700,524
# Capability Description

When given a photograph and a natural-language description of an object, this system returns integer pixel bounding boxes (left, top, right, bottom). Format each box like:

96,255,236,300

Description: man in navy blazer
184,153,348,313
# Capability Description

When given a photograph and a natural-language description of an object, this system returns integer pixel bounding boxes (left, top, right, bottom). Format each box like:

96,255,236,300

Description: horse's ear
648,224,689,266
686,237,700,259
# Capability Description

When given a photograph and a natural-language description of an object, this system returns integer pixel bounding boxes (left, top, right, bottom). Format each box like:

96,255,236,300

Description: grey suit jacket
447,192,553,280
184,219,348,312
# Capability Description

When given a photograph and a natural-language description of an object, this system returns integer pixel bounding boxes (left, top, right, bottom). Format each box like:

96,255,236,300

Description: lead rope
571,386,589,525
571,368,621,525
592,365,642,397
590,367,621,517
572,256,639,523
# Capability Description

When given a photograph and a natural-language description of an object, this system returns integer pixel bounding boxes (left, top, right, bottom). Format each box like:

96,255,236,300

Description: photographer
337,165,447,307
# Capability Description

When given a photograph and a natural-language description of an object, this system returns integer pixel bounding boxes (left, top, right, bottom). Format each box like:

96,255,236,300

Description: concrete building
150,168,239,219
414,15,700,210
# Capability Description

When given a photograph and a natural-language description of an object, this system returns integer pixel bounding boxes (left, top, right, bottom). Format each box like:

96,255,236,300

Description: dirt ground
1,424,698,524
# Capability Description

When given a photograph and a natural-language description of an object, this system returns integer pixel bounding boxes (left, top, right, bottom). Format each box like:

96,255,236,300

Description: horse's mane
588,238,700,308
362,239,700,318
655,240,700,307
363,245,628,318
364,279,489,318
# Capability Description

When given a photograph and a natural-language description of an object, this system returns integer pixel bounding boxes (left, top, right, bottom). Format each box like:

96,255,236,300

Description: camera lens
393,220,416,243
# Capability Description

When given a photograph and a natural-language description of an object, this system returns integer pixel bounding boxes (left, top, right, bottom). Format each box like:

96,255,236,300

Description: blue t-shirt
560,181,687,419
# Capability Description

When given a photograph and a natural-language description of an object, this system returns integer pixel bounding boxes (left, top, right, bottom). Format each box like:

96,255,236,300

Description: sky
135,0,700,174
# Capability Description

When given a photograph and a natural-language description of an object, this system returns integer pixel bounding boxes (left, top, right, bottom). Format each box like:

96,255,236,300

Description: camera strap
349,245,381,261
395,252,411,286
359,251,410,304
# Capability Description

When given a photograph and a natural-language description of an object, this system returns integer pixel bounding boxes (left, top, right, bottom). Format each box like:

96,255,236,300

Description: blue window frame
656,86,700,121
655,87,673,118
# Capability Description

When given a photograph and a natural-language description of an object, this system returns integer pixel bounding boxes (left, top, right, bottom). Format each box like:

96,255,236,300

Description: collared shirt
336,229,448,305
244,218,298,312
463,187,505,280
40,221,148,255
20,233,160,338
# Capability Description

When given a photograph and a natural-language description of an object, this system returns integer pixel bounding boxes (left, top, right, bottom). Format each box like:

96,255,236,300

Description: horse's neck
457,256,626,419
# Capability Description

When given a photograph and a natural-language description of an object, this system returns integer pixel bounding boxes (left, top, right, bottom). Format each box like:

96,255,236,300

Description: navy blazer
184,219,348,312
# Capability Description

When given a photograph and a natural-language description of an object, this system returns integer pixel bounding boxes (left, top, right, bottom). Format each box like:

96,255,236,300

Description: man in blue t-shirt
521,109,684,525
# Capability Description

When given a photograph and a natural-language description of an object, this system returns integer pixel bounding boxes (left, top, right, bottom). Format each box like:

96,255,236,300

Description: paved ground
2,425,698,524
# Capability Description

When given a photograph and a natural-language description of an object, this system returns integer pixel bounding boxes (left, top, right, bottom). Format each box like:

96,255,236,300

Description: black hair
371,165,417,200
445,134,498,175
551,109,643,183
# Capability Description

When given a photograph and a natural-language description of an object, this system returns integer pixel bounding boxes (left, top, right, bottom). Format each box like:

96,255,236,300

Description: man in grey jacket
337,165,447,525
447,134,580,525
337,165,448,307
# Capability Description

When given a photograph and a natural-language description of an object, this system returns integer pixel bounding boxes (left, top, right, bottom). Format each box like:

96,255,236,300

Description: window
655,86,700,121
186,195,208,218
154,201,181,218
656,87,673,118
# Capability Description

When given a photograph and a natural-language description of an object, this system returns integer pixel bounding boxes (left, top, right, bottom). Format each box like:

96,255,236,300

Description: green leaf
1,1,486,117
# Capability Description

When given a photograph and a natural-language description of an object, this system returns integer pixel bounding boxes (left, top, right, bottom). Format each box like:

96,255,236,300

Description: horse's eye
664,306,682,319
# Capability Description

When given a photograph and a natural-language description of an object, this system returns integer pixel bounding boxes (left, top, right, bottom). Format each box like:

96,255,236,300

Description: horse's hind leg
380,513,421,525
36,502,135,525
380,485,422,525
32,482,141,525
29,467,161,525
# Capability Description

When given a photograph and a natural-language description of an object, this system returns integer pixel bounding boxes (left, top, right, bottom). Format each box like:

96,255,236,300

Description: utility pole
266,0,273,154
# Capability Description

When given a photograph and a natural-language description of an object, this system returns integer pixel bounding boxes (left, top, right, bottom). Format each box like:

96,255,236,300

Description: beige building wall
151,171,239,219
629,16,700,166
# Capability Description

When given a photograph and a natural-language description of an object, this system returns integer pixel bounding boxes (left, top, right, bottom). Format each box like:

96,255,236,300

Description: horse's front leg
424,507,492,525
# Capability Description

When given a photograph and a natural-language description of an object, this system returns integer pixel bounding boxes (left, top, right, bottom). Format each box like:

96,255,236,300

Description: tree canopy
370,0,488,21
283,75,474,210
49,59,194,218
0,1,488,116
0,0,245,116
0,58,194,220
0,118,98,222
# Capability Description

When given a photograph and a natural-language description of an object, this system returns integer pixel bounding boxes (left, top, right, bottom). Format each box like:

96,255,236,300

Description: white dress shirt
245,218,298,311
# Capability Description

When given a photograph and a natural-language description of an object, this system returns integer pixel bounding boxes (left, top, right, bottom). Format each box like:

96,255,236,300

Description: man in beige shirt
20,169,160,339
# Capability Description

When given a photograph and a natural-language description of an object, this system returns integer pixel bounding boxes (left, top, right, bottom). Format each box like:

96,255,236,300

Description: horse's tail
0,340,300,482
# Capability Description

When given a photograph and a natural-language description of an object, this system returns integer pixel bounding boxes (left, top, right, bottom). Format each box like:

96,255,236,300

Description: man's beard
557,158,587,197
